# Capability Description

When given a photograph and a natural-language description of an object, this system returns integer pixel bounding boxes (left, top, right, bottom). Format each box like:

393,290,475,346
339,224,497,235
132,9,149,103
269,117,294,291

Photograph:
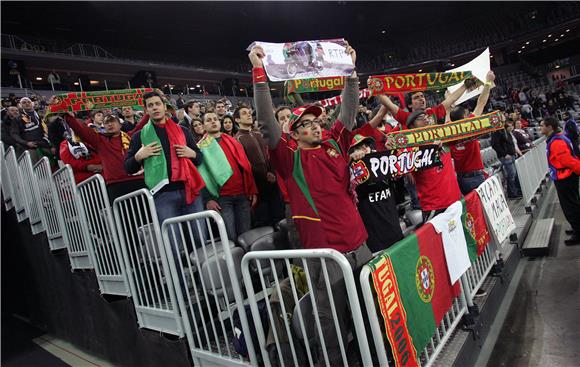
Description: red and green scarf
368,71,473,95
140,118,205,204
48,88,153,114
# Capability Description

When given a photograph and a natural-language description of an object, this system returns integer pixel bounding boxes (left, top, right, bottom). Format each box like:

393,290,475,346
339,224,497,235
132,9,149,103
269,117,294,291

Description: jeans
306,244,373,367
404,176,421,210
499,156,522,197
154,190,206,295
217,195,251,243
457,172,486,195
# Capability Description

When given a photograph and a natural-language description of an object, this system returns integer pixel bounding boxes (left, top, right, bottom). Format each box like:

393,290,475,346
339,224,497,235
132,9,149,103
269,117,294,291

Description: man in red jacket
541,117,580,245
250,42,372,365
63,113,147,203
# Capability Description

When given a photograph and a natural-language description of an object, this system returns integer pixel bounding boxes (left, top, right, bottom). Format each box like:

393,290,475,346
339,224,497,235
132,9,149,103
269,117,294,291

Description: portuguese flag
367,223,460,367
461,191,491,263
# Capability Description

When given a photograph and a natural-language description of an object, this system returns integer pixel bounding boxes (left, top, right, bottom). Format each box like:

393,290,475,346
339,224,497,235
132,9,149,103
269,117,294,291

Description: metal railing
52,165,92,270
161,211,255,367
242,249,373,367
4,147,27,222
112,189,183,336
460,242,498,301
0,142,15,211
33,157,66,251
514,137,548,205
17,151,45,235
77,175,130,296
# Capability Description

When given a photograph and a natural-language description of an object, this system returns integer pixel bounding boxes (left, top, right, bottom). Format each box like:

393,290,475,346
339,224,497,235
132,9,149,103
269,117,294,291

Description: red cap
289,104,324,131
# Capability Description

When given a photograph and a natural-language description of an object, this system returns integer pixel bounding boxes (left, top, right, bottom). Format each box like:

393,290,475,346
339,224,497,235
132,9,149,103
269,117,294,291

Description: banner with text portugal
367,223,460,367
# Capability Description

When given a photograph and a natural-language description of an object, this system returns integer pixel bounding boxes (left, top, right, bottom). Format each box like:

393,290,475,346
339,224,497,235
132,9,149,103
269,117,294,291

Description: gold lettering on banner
395,76,405,89
416,73,426,86
405,75,416,88
438,73,450,84
426,73,437,86
385,76,395,89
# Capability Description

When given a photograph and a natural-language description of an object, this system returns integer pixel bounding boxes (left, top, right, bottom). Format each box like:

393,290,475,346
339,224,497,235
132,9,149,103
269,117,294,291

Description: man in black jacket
491,120,522,198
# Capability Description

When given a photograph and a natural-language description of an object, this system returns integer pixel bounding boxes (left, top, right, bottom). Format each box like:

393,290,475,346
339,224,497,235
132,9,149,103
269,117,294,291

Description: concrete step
522,218,554,257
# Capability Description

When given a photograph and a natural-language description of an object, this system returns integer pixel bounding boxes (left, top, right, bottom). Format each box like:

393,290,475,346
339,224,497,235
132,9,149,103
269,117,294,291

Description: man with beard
10,97,50,161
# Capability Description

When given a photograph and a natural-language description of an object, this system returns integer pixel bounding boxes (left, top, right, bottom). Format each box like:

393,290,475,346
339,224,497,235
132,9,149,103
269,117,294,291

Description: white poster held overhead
475,175,516,244
446,47,494,105
430,201,471,284
247,39,354,82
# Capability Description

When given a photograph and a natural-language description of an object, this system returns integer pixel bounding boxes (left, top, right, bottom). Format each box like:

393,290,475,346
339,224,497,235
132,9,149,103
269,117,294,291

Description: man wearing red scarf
124,91,205,231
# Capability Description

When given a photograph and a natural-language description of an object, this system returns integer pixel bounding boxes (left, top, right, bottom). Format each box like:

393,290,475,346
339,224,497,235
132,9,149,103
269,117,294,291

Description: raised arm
63,113,100,149
249,46,281,149
473,71,495,116
336,43,358,131
441,83,467,111
375,93,400,117
367,104,388,129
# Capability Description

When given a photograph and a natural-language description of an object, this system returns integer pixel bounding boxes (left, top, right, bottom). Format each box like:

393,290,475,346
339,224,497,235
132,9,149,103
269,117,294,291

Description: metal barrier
33,157,66,251
514,137,548,205
17,151,45,235
161,210,256,367
0,142,15,211
112,189,183,336
52,165,92,269
460,242,498,301
242,249,373,367
359,262,469,367
4,147,28,222
77,175,130,296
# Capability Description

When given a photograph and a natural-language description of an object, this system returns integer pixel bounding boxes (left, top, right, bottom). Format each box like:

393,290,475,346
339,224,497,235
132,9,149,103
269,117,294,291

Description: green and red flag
367,223,460,367
387,111,503,149
48,88,153,114
286,76,346,94
368,71,473,96
461,191,491,262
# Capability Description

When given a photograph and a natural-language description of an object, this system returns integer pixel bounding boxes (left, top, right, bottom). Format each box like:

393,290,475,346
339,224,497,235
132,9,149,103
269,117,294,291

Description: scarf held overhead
48,88,153,113
140,119,205,204
369,71,473,96
388,111,503,149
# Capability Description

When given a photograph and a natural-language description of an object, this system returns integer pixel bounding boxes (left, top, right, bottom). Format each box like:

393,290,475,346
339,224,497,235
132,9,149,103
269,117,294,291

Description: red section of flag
466,191,491,256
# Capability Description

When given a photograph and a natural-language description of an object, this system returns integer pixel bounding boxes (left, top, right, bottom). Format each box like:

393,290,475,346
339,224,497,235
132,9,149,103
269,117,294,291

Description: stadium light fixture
74,82,79,86
566,29,570,32
36,77,42,81
548,34,552,37
521,46,525,49
543,39,547,43
418,69,423,72
518,50,522,54
526,41,530,45
561,34,564,37
381,30,386,34
555,38,559,42
90,80,99,85
196,84,201,87
555,65,560,69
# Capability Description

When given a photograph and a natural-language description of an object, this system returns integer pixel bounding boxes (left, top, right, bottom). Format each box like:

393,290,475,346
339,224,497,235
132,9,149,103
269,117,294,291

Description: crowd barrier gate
112,189,183,336
33,157,66,251
359,262,469,367
17,151,45,235
241,249,373,367
4,146,28,222
460,241,499,301
514,137,548,205
77,174,130,296
0,142,15,211
161,211,256,367
52,165,92,270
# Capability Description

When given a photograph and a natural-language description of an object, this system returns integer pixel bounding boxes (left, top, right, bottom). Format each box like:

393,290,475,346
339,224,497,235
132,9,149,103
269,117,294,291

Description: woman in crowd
190,117,206,143
512,119,534,154
221,115,237,136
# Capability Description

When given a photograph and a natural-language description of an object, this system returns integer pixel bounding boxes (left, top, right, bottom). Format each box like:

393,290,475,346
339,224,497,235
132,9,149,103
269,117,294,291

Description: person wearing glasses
250,42,372,366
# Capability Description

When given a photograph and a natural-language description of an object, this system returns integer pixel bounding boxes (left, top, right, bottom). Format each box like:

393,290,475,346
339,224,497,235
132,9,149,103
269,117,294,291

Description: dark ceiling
1,1,561,68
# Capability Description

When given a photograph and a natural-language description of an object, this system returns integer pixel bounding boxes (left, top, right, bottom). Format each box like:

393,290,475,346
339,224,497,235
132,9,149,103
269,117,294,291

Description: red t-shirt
354,123,389,152
269,121,367,252
413,151,462,211
450,139,484,173
394,104,447,129
218,138,246,196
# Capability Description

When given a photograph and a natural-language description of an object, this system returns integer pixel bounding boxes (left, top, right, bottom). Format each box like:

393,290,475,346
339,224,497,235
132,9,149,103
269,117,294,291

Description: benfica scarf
367,223,460,367
140,119,205,204
197,134,256,198
387,111,503,149
369,71,473,96
48,88,153,114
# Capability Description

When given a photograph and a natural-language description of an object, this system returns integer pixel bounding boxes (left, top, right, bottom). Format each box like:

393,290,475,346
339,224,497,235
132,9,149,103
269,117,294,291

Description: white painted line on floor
32,334,113,367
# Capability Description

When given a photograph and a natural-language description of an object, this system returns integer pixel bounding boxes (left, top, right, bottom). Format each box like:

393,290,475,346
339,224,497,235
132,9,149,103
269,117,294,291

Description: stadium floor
482,189,580,367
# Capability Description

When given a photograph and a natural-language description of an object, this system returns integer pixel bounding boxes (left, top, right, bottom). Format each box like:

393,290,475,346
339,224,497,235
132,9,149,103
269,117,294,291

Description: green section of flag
389,234,437,353
461,198,479,263
197,136,233,198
